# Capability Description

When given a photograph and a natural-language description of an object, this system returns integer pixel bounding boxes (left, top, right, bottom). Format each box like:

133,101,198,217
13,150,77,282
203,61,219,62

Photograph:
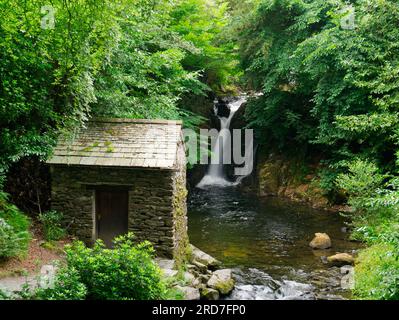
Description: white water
196,97,246,188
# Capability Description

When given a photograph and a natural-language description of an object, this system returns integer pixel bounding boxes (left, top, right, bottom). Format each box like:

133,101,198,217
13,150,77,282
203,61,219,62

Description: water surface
188,187,360,299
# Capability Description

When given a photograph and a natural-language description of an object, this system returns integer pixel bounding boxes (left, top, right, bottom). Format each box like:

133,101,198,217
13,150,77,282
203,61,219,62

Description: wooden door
95,189,128,247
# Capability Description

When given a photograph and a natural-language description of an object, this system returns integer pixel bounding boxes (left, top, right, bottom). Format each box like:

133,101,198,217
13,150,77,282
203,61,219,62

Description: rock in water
190,244,221,269
309,233,332,249
201,288,220,300
327,253,354,266
207,269,235,295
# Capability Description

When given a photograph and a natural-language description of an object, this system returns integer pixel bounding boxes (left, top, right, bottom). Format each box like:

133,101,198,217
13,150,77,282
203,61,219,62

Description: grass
354,243,399,300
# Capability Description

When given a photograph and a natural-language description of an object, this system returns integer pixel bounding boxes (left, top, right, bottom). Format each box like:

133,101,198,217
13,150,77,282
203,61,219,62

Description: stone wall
171,141,190,267
50,164,188,260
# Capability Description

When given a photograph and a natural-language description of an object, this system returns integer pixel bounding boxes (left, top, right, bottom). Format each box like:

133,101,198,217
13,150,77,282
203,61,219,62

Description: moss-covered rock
207,269,235,295
201,287,219,300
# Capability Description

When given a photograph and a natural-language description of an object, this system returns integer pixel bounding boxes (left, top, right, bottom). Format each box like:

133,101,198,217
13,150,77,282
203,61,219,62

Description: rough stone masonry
47,119,189,265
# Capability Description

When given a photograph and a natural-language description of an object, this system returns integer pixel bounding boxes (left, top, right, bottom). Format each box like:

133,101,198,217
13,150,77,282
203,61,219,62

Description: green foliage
36,233,169,300
240,0,399,169
0,218,26,258
354,243,399,300
317,167,339,196
34,268,88,300
92,0,206,120
170,0,240,93
38,210,65,241
237,0,399,300
336,159,399,299
0,192,30,258
0,0,120,177
335,160,398,242
0,288,11,300
336,159,387,201
1,0,238,184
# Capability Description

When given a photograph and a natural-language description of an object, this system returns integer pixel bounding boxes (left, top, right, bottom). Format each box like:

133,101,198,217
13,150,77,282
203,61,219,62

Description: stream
187,97,360,300
188,187,359,300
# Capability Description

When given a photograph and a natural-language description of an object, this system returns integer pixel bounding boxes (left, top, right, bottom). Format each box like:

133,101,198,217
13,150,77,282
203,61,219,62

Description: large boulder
309,233,331,249
192,260,208,273
190,245,221,269
327,253,354,266
162,269,178,278
207,269,235,295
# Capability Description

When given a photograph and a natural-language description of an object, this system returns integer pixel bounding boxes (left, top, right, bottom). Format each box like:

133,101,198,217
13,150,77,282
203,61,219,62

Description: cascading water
190,95,360,300
196,97,246,188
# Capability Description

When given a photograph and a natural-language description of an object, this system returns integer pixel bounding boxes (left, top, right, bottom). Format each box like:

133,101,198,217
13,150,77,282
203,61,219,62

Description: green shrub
0,192,30,258
0,218,27,258
34,268,87,300
335,159,399,300
38,211,65,241
335,159,398,243
36,233,169,300
336,159,387,205
354,243,399,300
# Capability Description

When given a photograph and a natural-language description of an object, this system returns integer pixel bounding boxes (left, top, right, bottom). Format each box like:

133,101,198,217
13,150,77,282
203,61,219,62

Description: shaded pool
188,186,360,299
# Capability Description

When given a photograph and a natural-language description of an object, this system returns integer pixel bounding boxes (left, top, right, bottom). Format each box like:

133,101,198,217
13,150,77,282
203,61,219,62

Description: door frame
85,184,131,244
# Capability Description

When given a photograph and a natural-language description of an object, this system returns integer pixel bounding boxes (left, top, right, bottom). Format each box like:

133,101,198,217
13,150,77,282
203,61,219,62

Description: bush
34,268,87,300
354,243,399,300
38,211,65,241
0,192,30,258
36,233,168,300
336,160,387,204
336,159,399,300
0,219,27,258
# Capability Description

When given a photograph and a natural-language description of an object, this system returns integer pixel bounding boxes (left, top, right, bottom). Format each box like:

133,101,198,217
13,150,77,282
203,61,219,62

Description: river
187,97,359,300
188,186,360,300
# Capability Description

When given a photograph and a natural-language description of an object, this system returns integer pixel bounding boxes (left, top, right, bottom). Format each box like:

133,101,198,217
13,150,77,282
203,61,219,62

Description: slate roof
47,118,183,170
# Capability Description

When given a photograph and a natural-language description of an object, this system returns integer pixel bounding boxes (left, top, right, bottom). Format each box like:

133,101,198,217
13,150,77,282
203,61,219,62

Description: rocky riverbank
156,244,235,300
246,152,352,212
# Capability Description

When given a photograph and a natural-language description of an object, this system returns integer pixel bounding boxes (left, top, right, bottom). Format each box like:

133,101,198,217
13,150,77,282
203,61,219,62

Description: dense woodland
1,0,399,300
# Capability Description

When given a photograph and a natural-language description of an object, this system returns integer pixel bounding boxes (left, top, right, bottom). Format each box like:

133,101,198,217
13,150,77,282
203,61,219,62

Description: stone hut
47,118,188,263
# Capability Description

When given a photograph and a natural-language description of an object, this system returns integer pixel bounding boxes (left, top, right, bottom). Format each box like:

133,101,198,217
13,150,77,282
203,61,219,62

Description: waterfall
196,97,246,188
